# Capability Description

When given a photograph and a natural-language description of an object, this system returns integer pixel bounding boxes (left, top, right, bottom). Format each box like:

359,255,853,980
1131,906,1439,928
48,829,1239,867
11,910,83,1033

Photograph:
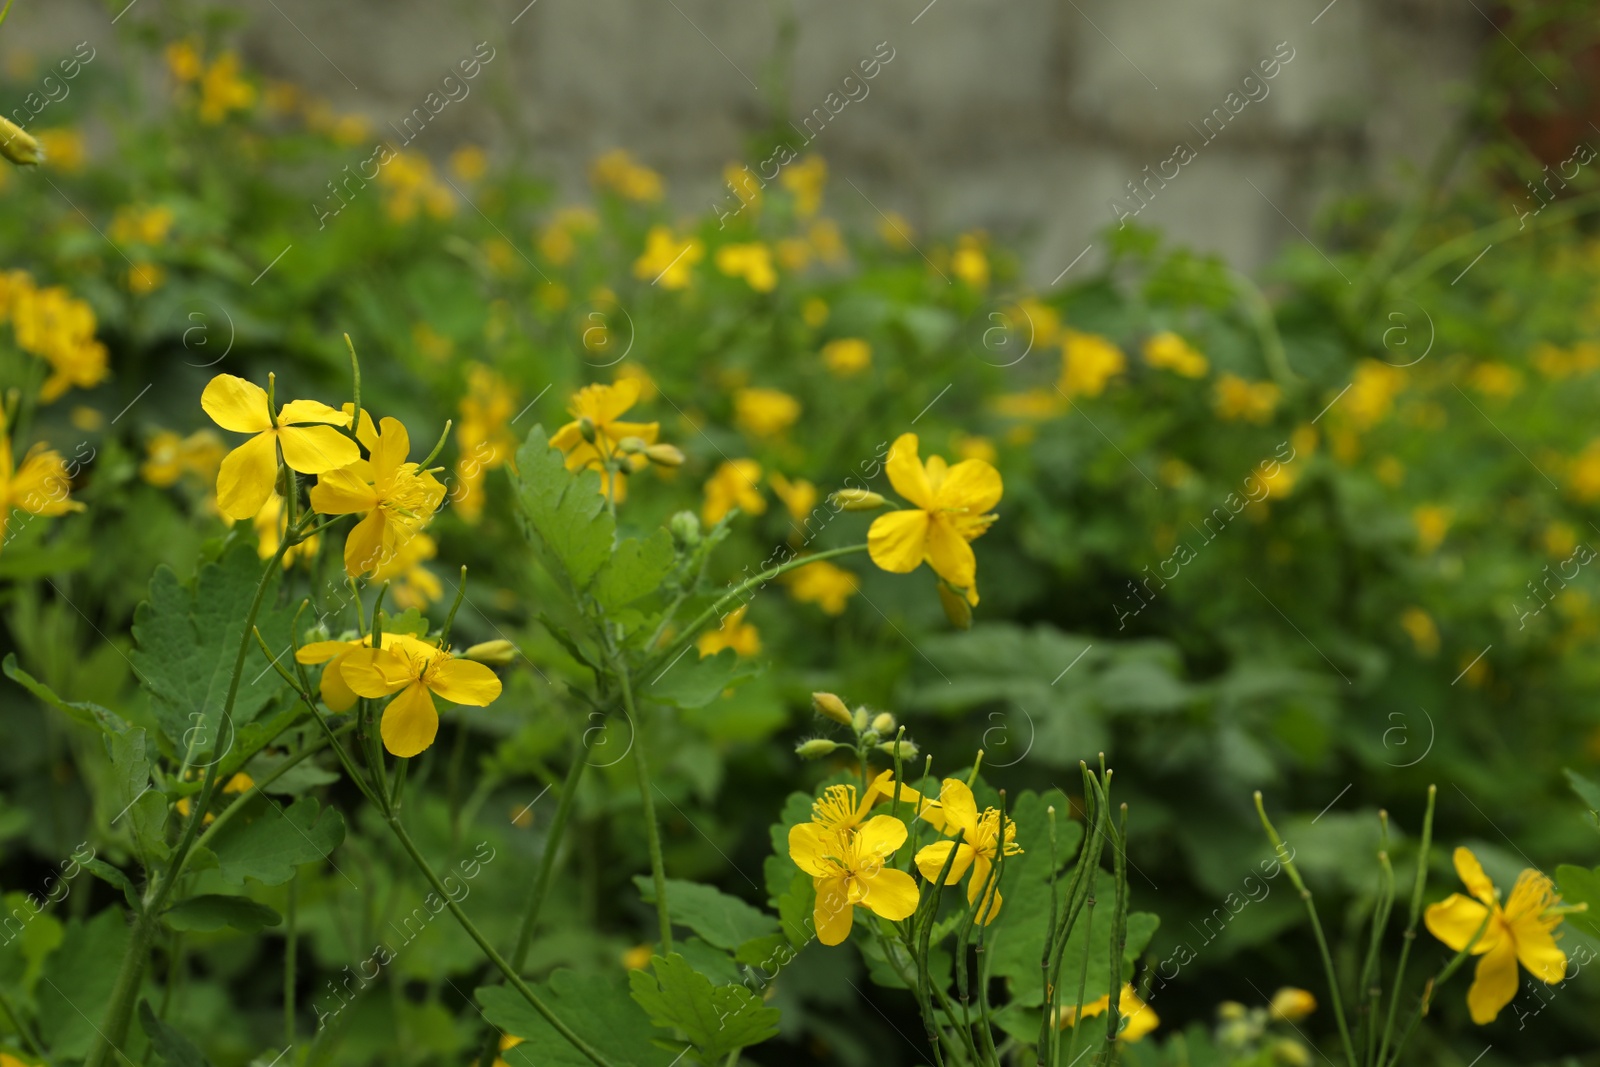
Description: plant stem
0,986,43,1059
383,815,617,1067
615,661,672,953
1377,786,1436,1067
512,741,590,969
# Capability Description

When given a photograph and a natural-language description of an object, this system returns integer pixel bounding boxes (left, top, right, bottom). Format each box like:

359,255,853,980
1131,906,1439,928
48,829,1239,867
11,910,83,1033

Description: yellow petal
1513,918,1566,984
868,509,930,574
938,457,1003,513
216,433,279,521
296,640,356,665
10,447,81,516
202,374,272,434
788,823,834,878
859,868,919,922
915,840,975,885
319,651,359,712
593,377,641,423
855,814,908,860
885,433,935,509
310,465,379,517
278,398,353,427
343,509,389,577
428,656,503,706
814,876,854,946
924,516,978,590
1467,933,1519,1025
341,648,414,698
372,417,411,480
1117,988,1160,1041
937,778,979,837
967,856,1003,924
380,681,439,758
1424,894,1494,954
1453,847,1497,906
550,421,583,450
277,423,360,475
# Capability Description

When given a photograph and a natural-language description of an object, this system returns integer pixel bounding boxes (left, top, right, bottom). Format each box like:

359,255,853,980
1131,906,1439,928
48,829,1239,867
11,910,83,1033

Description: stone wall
10,0,1483,279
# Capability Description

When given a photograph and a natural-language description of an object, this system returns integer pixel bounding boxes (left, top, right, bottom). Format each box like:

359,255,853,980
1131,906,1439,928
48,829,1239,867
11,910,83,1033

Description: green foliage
512,430,616,592
629,953,781,1063
162,894,282,933
478,976,673,1067
633,876,779,951
138,1000,213,1067
205,796,345,886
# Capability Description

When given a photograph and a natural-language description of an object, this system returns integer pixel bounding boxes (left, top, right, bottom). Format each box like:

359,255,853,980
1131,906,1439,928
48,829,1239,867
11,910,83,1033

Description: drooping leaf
629,952,780,1062
477,973,673,1067
107,727,169,864
595,529,674,610
207,795,345,886
129,542,294,758
138,999,213,1066
37,908,130,1059
4,653,128,734
163,893,282,933
511,429,615,591
633,876,778,951
644,648,756,709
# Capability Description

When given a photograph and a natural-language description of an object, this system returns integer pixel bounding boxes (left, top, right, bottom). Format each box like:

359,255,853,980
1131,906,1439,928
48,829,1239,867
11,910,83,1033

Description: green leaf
375,606,431,637
596,529,674,610
1565,768,1600,814
1556,865,1600,940
107,728,169,864
4,653,128,734
164,893,282,933
629,953,780,1062
477,973,673,1067
208,795,345,886
512,428,615,591
129,542,294,758
645,649,756,709
0,891,64,989
79,858,139,910
776,870,816,948
138,999,213,1066
633,877,778,951
37,908,130,1059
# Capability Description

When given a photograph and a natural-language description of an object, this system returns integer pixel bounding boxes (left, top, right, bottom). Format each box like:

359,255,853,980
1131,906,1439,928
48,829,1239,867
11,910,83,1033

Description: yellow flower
723,161,762,213
789,815,919,946
9,282,109,402
110,205,176,246
1568,441,1600,502
253,494,319,569
309,416,446,577
34,129,85,172
1143,331,1209,378
1424,847,1574,1024
809,219,846,265
951,233,989,288
129,263,165,296
621,945,654,972
792,773,943,847
1399,607,1439,657
697,604,760,658
198,52,256,123
378,152,455,221
453,364,518,523
702,459,765,524
200,373,358,521
802,298,829,328
1213,373,1281,423
769,472,817,522
734,387,800,438
537,206,598,265
493,1033,525,1067
781,156,828,217
1469,362,1521,399
914,778,1022,924
1269,987,1317,1022
295,631,413,713
1059,330,1125,399
342,634,503,757
716,243,778,292
165,39,203,82
878,211,915,249
632,226,703,290
992,389,1065,421
1341,361,1406,429
784,559,859,615
822,338,871,377
1413,504,1451,554
372,530,442,610
867,433,1001,604
549,379,661,504
141,429,225,488
0,410,83,548
450,144,489,182
1057,985,1159,1041
590,149,663,201
1011,298,1062,348
955,435,998,465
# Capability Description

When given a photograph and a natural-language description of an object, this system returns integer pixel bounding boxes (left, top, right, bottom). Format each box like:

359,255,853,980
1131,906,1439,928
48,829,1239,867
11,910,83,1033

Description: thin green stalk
285,872,298,1048
1064,889,1095,1067
615,661,671,953
0,986,44,1059
1041,766,1108,1067
439,565,469,647
1358,812,1395,1067
512,742,590,969
1099,804,1129,1066
1390,187,1600,293
1255,791,1358,1067
1382,910,1491,1067
383,816,617,1067
1377,786,1436,1067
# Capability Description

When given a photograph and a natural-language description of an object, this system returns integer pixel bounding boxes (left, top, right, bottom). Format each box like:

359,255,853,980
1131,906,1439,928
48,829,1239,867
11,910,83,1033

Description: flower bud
0,117,43,166
1272,1039,1311,1067
644,443,685,468
669,510,701,548
870,712,896,735
617,435,648,454
464,639,518,666
831,488,886,511
877,739,918,761
812,692,853,727
578,415,598,444
938,583,972,630
796,738,841,759
1217,1002,1247,1021
851,707,869,733
1269,988,1316,1023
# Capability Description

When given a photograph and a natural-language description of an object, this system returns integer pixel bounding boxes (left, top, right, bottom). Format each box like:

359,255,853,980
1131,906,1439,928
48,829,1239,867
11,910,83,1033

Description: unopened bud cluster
796,691,917,761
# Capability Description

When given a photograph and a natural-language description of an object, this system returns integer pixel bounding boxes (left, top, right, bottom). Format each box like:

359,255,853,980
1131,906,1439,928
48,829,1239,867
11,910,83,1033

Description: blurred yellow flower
379,152,455,222
951,233,989,288
723,161,762,213
633,226,703,290
450,144,489,182
801,297,829,329
253,493,319,569
549,379,661,504
716,242,778,292
616,362,658,403
783,559,859,615
1567,440,1600,502
34,129,86,172
141,428,225,488
590,148,663,202
734,387,800,438
1213,374,1280,423
769,472,817,522
1342,361,1406,429
1143,331,1209,378
620,945,654,972
1057,985,1159,1041
0,409,84,549
454,364,517,523
868,433,1001,604
1544,521,1578,558
1059,330,1126,400
1011,298,1062,348
809,219,846,265
776,237,812,272
781,155,828,217
6,277,110,402
165,39,203,82
539,206,600,265
992,389,1066,421
1374,455,1404,487
1469,362,1522,399
1269,987,1317,1023
954,435,998,465
702,459,765,524
129,263,165,295
198,52,256,123
1399,607,1439,657
877,210,915,249
371,529,442,610
822,338,871,377
111,205,176,246
1413,504,1452,553
697,603,760,658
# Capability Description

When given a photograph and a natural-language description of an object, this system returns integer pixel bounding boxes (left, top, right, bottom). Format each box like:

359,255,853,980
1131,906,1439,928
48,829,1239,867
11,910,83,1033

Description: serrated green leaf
644,649,756,708
1556,865,1600,940
207,795,345,886
138,999,213,1066
375,607,431,638
129,542,293,758
776,870,816,948
477,973,672,1067
633,877,778,951
5,653,129,734
596,528,674,610
629,953,779,1061
163,893,282,933
512,428,615,590
37,908,130,1059
79,858,139,909
107,728,169,864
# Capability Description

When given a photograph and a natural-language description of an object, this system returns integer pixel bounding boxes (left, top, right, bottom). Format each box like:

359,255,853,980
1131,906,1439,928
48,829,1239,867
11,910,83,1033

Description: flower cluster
549,378,680,503
0,270,110,402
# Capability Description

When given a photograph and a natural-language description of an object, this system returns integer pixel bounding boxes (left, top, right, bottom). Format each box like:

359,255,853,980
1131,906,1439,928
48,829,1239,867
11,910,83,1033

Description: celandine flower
702,459,765,524
0,410,84,548
310,416,445,577
549,379,661,503
202,373,357,520
789,815,919,945
1057,985,1159,1041
295,632,414,713
867,433,1001,605
342,634,502,758
1424,846,1576,1024
914,778,1021,924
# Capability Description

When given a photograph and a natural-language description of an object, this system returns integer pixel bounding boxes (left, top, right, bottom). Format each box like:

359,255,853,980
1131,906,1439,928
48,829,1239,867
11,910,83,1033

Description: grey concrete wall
9,0,1482,279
